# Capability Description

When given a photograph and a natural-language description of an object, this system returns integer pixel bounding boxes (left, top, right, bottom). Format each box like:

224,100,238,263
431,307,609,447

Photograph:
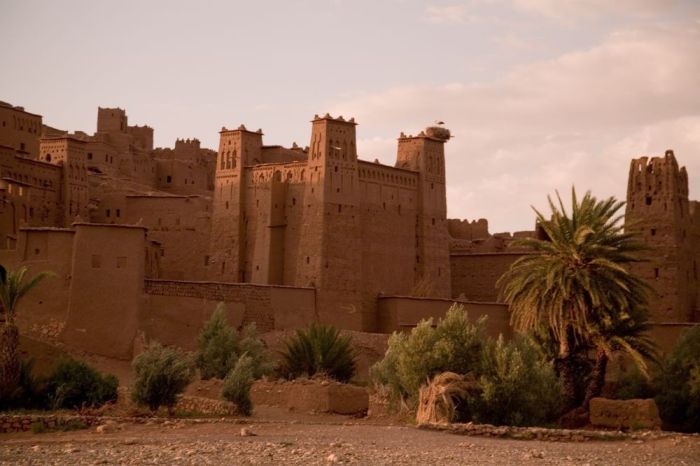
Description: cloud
511,0,677,20
329,21,700,232
424,4,469,23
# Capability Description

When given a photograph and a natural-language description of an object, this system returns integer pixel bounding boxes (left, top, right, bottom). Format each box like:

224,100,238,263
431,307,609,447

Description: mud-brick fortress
0,100,696,361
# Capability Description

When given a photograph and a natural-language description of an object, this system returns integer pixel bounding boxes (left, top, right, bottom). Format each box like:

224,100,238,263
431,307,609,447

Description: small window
160,249,165,257
34,248,40,255
20,143,25,151
116,209,121,218
654,268,659,279
651,228,656,236
306,256,310,264
87,153,93,160
204,255,210,266
166,175,172,183
91,255,101,268
116,256,127,268
432,218,436,226
645,195,652,206
106,209,111,217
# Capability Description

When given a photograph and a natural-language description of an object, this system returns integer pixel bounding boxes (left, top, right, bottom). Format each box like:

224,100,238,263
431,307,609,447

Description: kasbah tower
208,114,451,331
626,150,700,323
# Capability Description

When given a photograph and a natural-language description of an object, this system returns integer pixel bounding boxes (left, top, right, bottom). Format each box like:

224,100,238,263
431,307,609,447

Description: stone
240,427,257,437
589,398,662,430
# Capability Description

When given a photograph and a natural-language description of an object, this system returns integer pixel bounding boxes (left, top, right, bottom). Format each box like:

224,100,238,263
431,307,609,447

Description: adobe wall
0,228,75,341
0,102,42,158
60,223,146,360
376,296,512,339
358,161,420,303
124,195,212,280
142,279,316,350
450,252,531,301
649,323,700,354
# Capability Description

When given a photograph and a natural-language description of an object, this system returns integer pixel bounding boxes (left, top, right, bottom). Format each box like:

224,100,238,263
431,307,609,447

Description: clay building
0,99,697,361
208,115,451,330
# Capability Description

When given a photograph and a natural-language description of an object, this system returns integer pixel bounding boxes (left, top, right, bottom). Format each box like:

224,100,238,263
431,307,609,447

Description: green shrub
371,305,562,426
614,366,656,400
221,354,254,416
132,342,194,412
196,303,272,379
371,304,488,405
46,358,118,410
0,359,47,410
279,323,356,382
471,336,561,426
654,326,700,432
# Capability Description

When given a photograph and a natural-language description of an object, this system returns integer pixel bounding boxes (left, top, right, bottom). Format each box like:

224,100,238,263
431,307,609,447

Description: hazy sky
2,0,699,232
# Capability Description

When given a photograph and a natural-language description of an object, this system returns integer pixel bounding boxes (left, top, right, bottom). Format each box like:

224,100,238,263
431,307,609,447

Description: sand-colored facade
0,101,697,361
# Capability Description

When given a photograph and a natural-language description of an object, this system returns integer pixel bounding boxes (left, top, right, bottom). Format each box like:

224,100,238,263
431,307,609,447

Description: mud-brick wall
142,280,316,350
450,252,530,301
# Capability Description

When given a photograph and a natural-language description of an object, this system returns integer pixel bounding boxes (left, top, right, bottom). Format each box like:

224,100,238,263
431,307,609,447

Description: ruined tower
209,125,262,282
396,127,451,297
626,150,698,322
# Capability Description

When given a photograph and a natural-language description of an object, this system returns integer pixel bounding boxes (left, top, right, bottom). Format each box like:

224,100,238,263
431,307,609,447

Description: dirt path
1,419,699,465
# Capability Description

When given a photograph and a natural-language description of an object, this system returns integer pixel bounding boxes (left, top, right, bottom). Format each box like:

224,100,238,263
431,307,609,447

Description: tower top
311,113,357,125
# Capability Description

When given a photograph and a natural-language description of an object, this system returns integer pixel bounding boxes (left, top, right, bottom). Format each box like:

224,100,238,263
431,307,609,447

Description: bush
371,304,488,405
221,354,254,416
196,303,272,379
654,326,700,432
614,366,656,400
279,323,356,382
371,305,562,426
0,359,48,410
471,336,561,426
46,358,118,410
132,342,194,412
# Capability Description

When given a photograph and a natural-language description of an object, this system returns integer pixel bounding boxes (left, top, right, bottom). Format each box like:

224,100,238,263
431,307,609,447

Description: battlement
220,124,264,135
448,218,489,241
628,149,688,198
174,138,201,150
311,113,356,125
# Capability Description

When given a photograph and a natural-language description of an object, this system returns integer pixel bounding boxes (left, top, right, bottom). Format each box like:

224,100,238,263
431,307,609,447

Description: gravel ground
1,420,699,465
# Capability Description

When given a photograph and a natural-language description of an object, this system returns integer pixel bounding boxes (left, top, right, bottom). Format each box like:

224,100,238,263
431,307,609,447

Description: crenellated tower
626,149,697,321
396,126,451,297
209,125,262,282
297,114,365,329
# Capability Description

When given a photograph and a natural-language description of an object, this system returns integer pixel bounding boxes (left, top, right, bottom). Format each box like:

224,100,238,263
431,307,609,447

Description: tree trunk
558,332,578,413
583,347,608,409
0,323,20,401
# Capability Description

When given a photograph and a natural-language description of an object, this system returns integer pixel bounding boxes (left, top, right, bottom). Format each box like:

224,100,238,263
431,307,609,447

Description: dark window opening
654,268,659,279
106,209,111,217
432,218,436,226
306,256,310,264
34,248,40,255
87,152,93,160
645,195,652,206
650,228,656,236
116,209,121,218
166,175,172,183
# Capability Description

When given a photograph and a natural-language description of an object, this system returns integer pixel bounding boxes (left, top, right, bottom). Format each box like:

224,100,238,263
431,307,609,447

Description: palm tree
581,304,658,408
0,265,52,400
497,188,651,412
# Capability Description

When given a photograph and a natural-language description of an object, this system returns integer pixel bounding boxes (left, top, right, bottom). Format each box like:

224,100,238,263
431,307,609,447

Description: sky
1,0,699,232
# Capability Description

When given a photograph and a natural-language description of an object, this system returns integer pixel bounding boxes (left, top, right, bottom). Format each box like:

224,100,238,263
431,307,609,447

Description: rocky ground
1,418,699,465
